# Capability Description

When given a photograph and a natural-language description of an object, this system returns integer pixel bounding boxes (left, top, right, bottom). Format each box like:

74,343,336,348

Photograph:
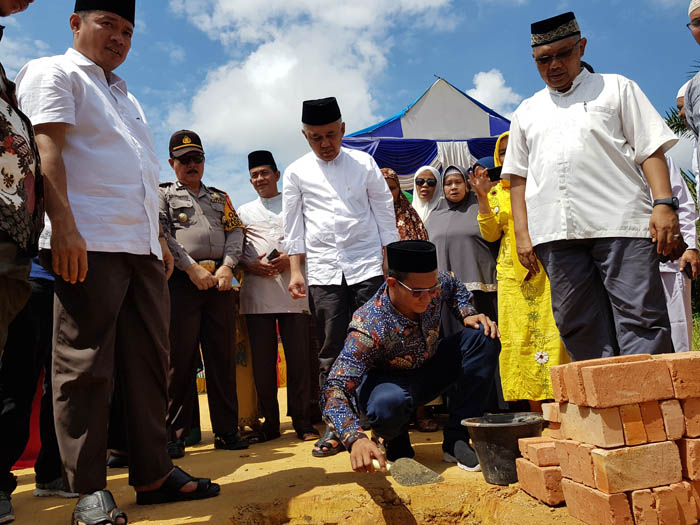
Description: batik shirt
322,271,478,447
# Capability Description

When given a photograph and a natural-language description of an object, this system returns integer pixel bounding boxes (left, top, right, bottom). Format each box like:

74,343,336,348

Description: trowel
372,458,444,487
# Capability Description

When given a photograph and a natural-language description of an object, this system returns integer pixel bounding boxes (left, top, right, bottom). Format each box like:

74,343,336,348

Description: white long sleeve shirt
660,156,698,273
502,69,678,247
282,147,398,286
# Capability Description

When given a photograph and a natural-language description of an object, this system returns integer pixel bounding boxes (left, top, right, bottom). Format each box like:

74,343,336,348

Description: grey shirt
159,180,243,271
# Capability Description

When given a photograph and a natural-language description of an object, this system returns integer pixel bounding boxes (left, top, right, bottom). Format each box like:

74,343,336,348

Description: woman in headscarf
424,164,500,336
469,132,569,411
411,166,441,223
381,168,429,241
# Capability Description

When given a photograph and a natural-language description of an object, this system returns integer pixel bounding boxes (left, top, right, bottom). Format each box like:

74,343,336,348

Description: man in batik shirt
321,240,500,473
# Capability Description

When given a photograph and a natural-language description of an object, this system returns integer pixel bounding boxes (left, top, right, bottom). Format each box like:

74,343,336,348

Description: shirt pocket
168,197,197,227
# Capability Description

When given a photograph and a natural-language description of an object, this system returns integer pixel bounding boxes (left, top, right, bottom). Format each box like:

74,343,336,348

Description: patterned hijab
381,168,429,241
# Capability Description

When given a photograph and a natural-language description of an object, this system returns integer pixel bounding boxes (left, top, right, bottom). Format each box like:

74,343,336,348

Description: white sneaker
443,440,482,472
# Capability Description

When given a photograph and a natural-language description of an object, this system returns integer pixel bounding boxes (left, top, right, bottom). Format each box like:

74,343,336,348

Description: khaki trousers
52,252,173,493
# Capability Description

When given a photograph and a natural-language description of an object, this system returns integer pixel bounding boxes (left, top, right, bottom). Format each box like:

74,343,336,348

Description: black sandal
295,426,320,441
136,467,220,505
246,430,281,445
72,490,127,525
312,428,345,457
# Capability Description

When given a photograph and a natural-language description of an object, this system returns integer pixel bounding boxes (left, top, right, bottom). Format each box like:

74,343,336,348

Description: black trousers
308,275,385,391
246,313,312,433
0,277,62,493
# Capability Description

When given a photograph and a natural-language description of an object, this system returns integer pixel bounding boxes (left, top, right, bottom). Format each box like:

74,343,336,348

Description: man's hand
244,253,278,277
681,249,700,280
650,205,681,257
515,235,540,277
349,437,387,473
464,314,500,339
215,265,234,291
51,224,88,284
269,251,290,273
288,269,307,299
186,263,218,290
160,238,174,279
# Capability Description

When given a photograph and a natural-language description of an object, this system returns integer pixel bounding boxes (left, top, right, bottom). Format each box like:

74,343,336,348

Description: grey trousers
53,252,173,493
0,235,31,358
535,238,673,362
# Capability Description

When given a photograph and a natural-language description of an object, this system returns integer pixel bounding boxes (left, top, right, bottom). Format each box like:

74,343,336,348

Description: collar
547,67,589,97
176,180,208,195
260,193,282,205
65,48,127,91
314,147,346,167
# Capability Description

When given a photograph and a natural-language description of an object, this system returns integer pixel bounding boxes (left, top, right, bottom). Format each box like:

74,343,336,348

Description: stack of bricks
526,352,700,525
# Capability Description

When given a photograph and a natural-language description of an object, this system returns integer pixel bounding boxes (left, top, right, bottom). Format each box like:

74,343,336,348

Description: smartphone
683,262,694,280
487,166,502,182
266,249,281,262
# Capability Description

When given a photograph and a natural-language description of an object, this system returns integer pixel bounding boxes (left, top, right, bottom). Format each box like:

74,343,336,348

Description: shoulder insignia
159,182,174,188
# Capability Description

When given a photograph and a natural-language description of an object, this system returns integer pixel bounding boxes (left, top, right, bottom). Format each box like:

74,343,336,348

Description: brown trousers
52,252,173,493
166,270,238,442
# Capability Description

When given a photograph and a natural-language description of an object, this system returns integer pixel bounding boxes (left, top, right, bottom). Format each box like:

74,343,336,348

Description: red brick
619,404,648,446
550,365,568,403
561,478,634,525
526,441,559,467
562,355,653,407
515,458,564,506
560,403,625,448
591,441,682,494
554,439,596,487
631,490,659,525
679,439,700,480
580,359,674,409
661,399,686,440
652,482,698,525
683,398,700,438
518,436,550,460
655,353,700,399
640,401,669,443
542,402,561,423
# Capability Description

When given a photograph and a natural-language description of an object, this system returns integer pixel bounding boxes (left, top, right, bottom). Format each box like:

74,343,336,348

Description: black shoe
385,432,415,462
443,440,481,472
167,440,185,459
107,452,129,468
0,491,14,524
214,432,249,450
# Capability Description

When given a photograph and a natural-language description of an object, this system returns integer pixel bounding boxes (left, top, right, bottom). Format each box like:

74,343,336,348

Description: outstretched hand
350,437,387,473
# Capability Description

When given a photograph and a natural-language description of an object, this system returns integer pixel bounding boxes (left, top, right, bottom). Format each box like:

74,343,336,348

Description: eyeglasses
533,38,582,65
176,154,205,165
687,19,700,30
396,279,442,298
415,178,437,187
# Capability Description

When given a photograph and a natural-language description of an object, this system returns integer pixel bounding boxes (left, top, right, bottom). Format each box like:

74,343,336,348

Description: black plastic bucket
462,412,544,486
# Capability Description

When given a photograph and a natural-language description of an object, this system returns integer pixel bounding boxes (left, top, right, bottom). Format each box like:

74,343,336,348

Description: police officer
160,130,248,457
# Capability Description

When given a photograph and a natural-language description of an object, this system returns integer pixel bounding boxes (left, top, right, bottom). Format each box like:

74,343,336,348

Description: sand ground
10,391,581,524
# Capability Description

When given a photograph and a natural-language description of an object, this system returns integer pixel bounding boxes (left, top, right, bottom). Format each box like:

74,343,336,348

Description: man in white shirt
503,12,682,361
16,2,218,522
683,1,700,177
283,97,399,457
238,150,319,444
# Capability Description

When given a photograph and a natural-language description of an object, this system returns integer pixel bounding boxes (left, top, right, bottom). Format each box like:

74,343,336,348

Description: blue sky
1,0,697,206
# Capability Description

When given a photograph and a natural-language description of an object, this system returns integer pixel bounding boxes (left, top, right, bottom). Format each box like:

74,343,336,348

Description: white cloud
668,134,696,175
166,0,453,206
0,34,50,78
156,42,186,64
467,69,523,118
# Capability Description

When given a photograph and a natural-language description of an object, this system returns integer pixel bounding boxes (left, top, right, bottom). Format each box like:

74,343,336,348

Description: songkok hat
679,80,692,100
248,150,277,172
690,0,700,16
302,97,342,126
531,12,580,47
74,0,135,25
475,157,496,170
169,130,204,158
387,240,438,274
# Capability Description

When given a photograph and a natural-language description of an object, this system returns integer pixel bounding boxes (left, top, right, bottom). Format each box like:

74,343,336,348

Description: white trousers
660,271,693,352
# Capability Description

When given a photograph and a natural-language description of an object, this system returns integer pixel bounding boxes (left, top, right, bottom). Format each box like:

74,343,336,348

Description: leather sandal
135,467,220,505
295,426,320,441
72,490,127,525
312,428,345,457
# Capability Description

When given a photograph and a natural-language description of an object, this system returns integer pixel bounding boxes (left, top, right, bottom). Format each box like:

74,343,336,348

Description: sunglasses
415,178,437,187
533,38,582,65
396,279,442,298
176,154,205,165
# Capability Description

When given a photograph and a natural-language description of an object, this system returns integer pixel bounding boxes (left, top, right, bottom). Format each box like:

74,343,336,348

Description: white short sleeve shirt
502,69,678,247
16,48,162,258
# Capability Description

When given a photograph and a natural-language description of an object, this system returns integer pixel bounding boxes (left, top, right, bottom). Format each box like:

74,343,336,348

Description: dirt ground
10,391,582,524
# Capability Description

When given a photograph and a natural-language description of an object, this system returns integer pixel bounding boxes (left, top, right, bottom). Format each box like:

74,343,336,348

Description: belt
197,259,223,274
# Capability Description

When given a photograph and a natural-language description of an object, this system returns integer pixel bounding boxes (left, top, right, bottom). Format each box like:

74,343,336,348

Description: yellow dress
478,180,569,401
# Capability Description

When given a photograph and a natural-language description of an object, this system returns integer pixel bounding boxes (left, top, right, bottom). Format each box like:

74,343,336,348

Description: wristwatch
653,197,679,210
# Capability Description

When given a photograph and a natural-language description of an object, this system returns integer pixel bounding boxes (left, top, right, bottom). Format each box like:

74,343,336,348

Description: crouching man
321,240,500,473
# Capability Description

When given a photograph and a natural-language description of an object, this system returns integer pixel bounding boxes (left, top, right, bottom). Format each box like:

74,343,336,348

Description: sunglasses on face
415,178,437,187
688,18,700,30
176,154,205,165
533,38,582,65
396,279,442,298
